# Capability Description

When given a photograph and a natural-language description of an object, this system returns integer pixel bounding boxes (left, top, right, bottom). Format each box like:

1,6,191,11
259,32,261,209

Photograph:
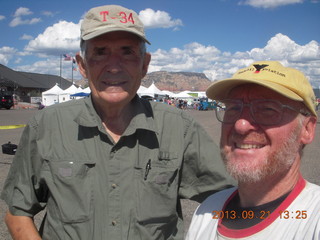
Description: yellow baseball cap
81,5,150,44
206,61,317,116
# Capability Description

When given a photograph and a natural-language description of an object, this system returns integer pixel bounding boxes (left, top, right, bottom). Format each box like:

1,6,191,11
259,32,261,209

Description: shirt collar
125,95,159,135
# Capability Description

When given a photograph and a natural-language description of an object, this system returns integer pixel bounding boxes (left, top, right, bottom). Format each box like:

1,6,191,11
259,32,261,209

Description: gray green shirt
1,95,233,240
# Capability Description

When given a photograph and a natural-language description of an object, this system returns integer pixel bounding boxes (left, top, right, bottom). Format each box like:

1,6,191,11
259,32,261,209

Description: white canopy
137,85,147,96
62,84,79,95
59,84,82,103
42,84,64,95
140,83,163,97
161,90,175,97
42,84,64,106
173,91,193,99
83,87,91,93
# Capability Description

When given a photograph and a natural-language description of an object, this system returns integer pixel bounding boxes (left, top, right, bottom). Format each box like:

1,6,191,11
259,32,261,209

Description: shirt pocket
134,150,180,224
45,159,96,223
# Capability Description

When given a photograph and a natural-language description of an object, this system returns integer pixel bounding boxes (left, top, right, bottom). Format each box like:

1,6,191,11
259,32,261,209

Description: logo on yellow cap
253,64,269,73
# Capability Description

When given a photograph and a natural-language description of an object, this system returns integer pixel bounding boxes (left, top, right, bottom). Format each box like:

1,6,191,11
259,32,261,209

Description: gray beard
221,125,303,183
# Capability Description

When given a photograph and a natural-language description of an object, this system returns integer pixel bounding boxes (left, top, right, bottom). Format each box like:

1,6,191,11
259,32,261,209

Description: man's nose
105,53,122,73
233,107,258,134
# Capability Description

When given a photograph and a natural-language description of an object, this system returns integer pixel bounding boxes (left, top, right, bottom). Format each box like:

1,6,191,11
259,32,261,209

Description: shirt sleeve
1,116,48,217
178,113,235,201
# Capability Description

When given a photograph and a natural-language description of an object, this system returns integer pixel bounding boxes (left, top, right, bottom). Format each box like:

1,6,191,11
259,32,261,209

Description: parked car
0,94,14,109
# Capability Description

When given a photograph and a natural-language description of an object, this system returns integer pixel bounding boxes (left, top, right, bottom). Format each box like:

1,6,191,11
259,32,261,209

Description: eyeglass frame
214,99,311,126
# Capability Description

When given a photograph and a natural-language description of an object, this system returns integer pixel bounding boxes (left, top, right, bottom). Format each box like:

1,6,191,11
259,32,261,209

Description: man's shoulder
43,98,86,111
302,181,320,201
196,187,237,215
305,181,320,190
148,100,181,113
32,98,87,123
146,100,194,121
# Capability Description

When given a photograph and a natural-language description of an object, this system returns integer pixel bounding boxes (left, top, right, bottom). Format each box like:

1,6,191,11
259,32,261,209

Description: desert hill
75,71,212,91
142,71,211,91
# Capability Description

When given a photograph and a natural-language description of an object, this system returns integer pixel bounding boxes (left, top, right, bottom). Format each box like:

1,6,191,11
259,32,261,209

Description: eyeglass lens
215,100,284,125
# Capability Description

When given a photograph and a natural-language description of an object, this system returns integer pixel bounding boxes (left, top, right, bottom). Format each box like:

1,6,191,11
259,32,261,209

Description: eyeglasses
215,99,310,126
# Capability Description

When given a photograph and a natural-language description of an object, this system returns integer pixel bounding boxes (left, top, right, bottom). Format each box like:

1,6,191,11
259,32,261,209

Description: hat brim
206,78,304,102
82,27,151,45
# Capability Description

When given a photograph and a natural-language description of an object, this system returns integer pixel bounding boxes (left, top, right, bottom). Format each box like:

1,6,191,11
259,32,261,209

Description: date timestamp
212,210,271,220
212,210,308,220
278,210,307,219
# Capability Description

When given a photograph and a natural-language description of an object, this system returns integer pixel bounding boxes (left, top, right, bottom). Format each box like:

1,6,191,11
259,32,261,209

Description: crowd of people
148,96,217,110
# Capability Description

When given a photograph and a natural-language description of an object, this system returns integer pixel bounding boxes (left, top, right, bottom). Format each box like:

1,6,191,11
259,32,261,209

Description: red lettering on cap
100,11,109,22
119,12,135,24
99,11,135,24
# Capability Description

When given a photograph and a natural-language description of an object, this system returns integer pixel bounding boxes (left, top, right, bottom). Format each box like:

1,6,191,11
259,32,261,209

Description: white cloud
16,59,57,74
20,34,33,40
24,20,81,55
0,15,5,21
149,33,320,87
15,58,82,80
10,7,41,27
0,46,17,65
248,33,320,61
10,28,320,87
10,17,41,27
14,7,33,17
239,0,303,8
150,42,222,72
139,8,183,29
41,11,54,17
15,58,22,64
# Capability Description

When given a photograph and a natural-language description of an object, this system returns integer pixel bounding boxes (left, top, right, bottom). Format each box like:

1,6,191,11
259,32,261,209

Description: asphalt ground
0,107,319,239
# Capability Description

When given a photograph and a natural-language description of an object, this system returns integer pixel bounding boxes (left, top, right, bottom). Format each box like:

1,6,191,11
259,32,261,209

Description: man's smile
235,143,265,149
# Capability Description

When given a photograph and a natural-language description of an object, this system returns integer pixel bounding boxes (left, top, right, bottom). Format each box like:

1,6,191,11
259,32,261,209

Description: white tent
188,91,206,98
63,84,79,95
59,84,79,103
69,86,91,99
137,85,147,96
161,90,175,97
140,83,163,97
42,84,64,106
83,87,91,93
42,84,64,95
173,91,193,99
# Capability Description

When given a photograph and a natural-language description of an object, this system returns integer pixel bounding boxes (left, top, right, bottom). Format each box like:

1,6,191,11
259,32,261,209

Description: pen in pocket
144,159,151,180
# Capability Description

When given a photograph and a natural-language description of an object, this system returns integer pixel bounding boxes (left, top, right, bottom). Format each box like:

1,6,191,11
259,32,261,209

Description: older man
186,61,320,239
1,5,233,240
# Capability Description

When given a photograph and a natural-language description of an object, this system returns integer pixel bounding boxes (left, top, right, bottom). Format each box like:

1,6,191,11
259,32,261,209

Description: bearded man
186,61,320,240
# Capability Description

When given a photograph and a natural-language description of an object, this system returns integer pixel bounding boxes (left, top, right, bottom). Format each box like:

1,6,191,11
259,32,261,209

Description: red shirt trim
217,175,306,238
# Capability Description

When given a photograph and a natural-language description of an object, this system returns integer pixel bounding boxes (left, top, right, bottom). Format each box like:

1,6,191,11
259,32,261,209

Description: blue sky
0,0,319,87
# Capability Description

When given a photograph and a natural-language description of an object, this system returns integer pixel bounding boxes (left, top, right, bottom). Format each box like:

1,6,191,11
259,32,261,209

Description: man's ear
141,52,151,78
301,116,317,145
75,52,88,79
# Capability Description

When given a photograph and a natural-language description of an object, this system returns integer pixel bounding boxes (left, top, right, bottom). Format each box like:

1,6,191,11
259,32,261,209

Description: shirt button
111,183,117,189
112,220,117,226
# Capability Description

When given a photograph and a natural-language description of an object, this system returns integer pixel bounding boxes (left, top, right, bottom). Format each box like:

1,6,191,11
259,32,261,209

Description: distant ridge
74,71,213,91
142,71,211,91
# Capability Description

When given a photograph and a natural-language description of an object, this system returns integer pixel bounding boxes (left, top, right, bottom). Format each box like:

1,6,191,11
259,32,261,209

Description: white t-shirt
186,176,320,240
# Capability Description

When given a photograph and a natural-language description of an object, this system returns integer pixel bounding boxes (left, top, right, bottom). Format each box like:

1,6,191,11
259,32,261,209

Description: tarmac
0,106,319,239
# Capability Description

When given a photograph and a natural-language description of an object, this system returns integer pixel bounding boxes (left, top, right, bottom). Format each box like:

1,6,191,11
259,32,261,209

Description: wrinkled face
78,31,150,108
220,84,306,183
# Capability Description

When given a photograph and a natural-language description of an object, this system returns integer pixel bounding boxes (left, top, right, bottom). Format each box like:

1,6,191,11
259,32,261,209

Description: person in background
1,5,233,240
186,61,320,240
